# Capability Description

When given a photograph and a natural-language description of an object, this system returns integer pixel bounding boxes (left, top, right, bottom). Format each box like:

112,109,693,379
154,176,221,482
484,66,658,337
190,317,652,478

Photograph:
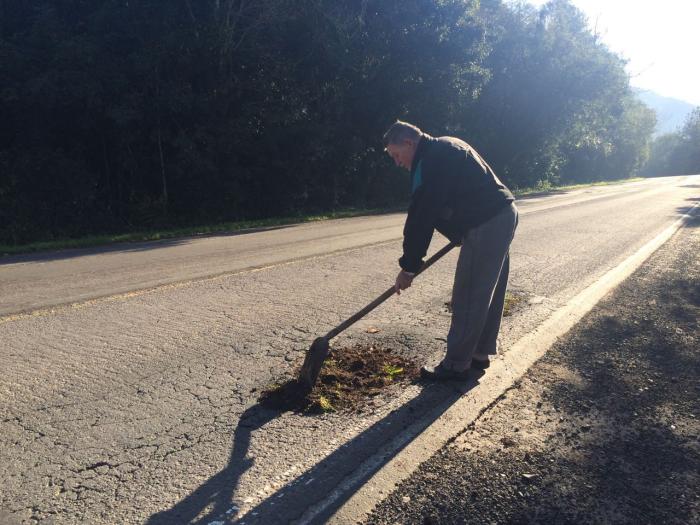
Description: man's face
385,139,417,171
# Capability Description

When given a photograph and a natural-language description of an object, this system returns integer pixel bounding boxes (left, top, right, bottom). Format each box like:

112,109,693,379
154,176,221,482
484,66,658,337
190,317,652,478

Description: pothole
259,344,420,414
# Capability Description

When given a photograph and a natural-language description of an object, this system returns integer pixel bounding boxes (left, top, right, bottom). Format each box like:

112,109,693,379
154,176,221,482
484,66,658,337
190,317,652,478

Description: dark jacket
399,134,514,273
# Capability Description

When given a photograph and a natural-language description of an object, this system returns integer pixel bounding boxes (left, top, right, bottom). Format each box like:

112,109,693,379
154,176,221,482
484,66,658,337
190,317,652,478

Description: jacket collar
411,133,435,174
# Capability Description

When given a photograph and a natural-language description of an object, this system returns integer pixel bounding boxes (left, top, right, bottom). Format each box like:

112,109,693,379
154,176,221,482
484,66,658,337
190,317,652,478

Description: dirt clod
259,344,420,413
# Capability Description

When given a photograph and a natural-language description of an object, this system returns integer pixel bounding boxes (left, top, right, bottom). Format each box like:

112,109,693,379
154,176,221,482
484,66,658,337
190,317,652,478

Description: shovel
298,242,457,392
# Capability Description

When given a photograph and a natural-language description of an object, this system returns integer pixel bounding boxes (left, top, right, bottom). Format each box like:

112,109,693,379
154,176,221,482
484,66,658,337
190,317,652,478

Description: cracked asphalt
0,176,698,524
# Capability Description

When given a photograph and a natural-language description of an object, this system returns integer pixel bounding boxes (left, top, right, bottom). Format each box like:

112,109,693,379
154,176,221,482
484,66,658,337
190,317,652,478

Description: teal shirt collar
411,160,423,194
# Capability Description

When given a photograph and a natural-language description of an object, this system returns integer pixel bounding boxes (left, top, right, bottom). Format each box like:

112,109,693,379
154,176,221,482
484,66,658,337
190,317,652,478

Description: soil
365,219,700,524
259,344,420,414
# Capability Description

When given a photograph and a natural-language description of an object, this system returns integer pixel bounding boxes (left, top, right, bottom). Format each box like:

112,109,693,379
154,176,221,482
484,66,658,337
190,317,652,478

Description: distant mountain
635,89,695,136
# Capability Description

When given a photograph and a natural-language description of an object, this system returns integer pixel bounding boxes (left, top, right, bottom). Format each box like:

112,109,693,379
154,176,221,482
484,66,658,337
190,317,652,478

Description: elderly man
384,120,518,380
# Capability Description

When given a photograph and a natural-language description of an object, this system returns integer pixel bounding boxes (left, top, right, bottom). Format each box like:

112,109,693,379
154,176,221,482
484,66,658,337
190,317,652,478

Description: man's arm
399,153,451,273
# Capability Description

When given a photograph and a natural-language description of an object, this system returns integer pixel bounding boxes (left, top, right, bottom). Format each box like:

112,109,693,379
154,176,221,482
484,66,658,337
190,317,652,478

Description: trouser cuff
441,357,471,372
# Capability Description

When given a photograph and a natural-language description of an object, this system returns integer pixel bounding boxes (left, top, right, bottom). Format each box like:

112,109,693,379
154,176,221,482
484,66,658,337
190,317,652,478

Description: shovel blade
298,337,330,392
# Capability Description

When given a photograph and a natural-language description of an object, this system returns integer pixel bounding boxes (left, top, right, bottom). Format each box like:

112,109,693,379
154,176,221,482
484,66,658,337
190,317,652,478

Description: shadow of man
147,404,277,525
147,370,484,525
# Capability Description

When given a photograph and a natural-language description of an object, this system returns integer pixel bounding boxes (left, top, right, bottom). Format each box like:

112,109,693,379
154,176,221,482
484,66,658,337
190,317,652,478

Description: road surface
0,175,698,524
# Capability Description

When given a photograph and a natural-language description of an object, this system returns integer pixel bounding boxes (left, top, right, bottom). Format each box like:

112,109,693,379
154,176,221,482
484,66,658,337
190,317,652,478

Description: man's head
383,120,423,170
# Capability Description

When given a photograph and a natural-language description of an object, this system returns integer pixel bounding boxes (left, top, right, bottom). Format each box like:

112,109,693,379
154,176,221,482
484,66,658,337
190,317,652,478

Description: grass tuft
316,396,336,413
383,364,405,380
503,291,524,317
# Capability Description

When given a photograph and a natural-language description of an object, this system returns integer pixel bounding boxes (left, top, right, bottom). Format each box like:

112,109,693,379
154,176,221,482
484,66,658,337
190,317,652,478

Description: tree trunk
157,120,168,218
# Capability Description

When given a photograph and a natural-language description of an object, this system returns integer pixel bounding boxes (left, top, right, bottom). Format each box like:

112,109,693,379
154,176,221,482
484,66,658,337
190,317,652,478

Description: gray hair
383,120,423,147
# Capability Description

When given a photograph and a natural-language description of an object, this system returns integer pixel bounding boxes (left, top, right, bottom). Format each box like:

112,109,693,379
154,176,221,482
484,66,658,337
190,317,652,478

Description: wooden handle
324,242,457,340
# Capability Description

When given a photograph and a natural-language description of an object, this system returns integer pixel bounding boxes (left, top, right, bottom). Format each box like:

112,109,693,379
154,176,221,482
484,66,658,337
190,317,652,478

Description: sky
526,0,700,106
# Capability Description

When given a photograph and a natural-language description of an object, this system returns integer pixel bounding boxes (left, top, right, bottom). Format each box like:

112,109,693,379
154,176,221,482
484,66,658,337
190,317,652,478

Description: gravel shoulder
366,216,700,524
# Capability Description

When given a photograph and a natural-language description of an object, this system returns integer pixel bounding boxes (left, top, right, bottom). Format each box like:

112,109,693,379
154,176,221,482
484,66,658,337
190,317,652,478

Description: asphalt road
1,175,698,524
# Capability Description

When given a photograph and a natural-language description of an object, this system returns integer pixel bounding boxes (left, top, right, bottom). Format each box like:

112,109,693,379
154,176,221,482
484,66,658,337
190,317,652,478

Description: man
384,120,518,380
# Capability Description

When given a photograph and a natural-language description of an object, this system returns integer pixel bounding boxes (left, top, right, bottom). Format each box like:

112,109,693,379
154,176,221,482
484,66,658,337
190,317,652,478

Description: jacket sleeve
399,153,451,273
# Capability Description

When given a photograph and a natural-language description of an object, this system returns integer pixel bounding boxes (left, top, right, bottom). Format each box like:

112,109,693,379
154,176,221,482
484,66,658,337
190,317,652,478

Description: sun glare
527,0,700,105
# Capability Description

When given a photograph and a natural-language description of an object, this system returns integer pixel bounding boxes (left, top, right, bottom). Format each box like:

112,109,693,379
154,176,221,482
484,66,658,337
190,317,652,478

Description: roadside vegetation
503,291,525,317
643,108,700,177
2,1,698,249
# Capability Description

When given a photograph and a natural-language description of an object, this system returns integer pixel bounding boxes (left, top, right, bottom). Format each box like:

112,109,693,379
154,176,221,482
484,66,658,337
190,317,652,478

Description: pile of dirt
259,344,420,413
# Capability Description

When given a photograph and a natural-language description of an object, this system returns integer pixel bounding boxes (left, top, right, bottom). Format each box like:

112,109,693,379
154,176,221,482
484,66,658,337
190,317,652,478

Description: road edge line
309,202,699,525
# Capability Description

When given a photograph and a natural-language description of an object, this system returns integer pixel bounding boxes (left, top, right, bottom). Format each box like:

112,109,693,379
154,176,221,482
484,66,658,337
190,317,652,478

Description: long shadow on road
147,376,480,525
146,404,278,525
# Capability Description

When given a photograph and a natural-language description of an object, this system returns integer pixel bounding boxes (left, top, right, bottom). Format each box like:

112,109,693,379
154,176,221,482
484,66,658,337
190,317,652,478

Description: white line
296,201,700,525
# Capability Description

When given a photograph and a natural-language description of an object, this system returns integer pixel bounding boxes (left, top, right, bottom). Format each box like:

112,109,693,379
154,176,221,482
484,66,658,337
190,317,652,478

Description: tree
643,107,700,176
0,0,659,246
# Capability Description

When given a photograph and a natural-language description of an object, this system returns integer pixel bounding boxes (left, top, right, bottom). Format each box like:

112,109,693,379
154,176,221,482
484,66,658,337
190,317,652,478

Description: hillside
635,89,695,135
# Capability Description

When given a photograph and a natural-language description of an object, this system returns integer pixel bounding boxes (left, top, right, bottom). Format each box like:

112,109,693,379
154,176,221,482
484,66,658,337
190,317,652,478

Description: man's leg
443,204,517,371
473,252,510,361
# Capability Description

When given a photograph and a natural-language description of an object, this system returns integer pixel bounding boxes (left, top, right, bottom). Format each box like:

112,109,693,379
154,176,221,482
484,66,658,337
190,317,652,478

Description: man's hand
394,270,414,295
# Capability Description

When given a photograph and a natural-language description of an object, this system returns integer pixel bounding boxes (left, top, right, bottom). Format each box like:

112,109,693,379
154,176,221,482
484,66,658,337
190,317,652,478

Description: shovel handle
324,242,457,340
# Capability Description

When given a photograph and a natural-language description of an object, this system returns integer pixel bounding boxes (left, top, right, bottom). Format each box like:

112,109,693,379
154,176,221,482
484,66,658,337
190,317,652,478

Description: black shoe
420,363,470,381
471,357,490,370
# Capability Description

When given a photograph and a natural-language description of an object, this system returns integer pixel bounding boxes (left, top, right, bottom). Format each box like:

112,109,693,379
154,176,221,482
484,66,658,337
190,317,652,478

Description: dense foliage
0,0,662,245
643,109,700,177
